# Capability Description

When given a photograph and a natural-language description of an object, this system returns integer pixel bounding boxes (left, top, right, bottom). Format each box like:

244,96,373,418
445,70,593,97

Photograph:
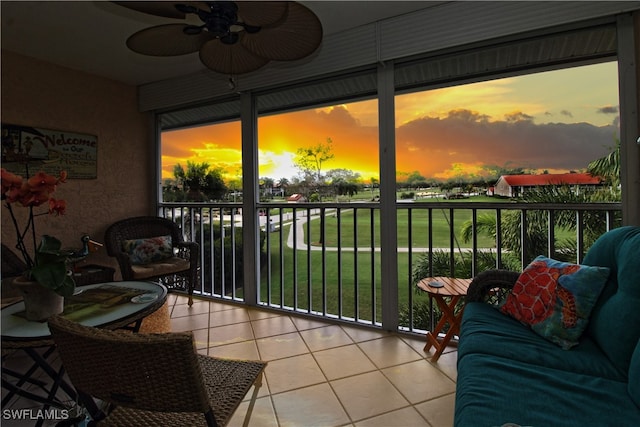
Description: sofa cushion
500,255,609,349
583,226,640,375
123,235,173,265
459,302,625,381
628,339,640,408
454,353,640,427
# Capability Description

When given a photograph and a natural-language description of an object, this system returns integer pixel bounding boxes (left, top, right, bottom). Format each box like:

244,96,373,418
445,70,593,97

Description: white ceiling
1,1,442,86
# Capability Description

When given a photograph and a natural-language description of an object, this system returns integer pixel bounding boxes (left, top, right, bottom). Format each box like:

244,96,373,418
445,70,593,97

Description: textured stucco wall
1,51,153,273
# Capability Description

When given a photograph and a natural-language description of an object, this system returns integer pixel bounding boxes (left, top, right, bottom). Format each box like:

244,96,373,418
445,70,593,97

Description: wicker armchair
48,315,267,427
105,216,199,306
465,269,521,306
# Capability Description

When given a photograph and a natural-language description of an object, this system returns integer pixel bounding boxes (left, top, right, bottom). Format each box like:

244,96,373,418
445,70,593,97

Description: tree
294,138,335,200
260,177,275,189
173,161,227,201
294,138,334,183
325,168,361,199
369,177,379,198
588,139,620,188
405,171,428,189
277,177,290,188
260,176,275,199
276,177,289,197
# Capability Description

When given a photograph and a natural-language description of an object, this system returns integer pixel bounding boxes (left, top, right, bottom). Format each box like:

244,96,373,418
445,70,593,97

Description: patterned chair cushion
123,235,173,265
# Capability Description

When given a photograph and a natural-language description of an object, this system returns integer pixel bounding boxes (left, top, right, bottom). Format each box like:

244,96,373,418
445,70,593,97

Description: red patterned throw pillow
500,256,609,349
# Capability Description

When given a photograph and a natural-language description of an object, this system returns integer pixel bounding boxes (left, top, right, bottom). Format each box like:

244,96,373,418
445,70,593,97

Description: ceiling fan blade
112,1,207,19
241,2,322,62
236,1,288,27
127,24,215,56
199,36,270,75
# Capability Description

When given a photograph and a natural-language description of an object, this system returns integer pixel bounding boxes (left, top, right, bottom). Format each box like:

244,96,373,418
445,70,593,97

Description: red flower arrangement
1,168,75,296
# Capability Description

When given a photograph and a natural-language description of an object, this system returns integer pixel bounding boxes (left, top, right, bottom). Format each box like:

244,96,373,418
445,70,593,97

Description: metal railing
159,200,621,335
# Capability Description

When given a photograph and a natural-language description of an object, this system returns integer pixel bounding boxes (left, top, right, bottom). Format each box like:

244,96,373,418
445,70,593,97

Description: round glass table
1,281,168,421
2,281,167,343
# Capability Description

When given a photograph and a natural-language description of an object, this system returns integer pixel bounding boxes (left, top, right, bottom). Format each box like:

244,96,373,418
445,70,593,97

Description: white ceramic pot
12,276,64,321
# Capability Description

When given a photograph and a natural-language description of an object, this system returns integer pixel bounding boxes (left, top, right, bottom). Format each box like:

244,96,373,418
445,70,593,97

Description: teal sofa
454,226,640,426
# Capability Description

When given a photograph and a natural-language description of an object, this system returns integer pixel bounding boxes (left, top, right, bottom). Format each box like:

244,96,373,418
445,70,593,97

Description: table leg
423,295,462,362
2,347,54,407
1,346,77,412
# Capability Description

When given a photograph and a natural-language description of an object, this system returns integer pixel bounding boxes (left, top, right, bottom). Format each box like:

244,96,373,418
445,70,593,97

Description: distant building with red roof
286,193,307,202
494,173,603,197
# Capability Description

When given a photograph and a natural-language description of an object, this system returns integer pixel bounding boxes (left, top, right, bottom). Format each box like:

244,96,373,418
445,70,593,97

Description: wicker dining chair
105,216,199,306
48,315,267,427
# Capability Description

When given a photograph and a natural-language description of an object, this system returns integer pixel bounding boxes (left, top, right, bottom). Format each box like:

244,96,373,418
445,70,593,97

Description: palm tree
588,139,620,188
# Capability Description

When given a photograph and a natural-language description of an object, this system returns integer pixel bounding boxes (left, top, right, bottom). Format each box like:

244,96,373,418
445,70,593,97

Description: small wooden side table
416,276,471,362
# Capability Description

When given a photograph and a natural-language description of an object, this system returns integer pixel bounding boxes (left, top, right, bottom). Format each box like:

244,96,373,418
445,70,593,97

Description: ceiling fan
114,1,323,75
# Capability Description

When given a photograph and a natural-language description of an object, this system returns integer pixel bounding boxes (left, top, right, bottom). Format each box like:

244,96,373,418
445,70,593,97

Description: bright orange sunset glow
161,62,619,183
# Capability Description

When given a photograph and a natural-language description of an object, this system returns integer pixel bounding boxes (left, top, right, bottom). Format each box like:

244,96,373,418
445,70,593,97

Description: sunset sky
161,61,619,183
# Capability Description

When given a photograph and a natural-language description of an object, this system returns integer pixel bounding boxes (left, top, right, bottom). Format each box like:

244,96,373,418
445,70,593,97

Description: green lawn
304,206,499,248
259,197,509,322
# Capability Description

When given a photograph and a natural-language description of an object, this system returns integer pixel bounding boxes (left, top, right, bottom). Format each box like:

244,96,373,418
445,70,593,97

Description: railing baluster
293,207,298,310
520,209,528,269
407,208,413,332
495,209,502,269
471,208,478,277
306,207,312,313
448,208,455,277
353,207,359,322
370,208,376,324
337,208,343,320
279,208,285,308
321,207,327,316
428,208,433,278
548,210,556,259
230,208,237,300
577,210,585,263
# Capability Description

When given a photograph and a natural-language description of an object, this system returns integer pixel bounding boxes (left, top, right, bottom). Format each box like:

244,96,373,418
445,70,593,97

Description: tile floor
2,293,458,427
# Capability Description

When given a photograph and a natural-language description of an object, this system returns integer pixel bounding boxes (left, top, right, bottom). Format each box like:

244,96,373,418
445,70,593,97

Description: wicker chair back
104,216,199,305
49,315,267,426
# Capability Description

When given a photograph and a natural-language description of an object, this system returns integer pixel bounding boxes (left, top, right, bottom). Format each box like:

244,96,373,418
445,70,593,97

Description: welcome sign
1,123,97,179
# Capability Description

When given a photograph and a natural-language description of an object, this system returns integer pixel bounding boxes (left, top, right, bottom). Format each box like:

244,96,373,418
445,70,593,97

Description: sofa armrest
466,269,519,305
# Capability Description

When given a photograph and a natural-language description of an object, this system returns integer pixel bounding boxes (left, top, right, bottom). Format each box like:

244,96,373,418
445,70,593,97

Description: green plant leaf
29,235,76,296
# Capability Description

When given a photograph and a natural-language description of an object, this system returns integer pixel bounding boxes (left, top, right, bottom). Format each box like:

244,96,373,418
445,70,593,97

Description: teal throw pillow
123,235,173,265
501,256,610,350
